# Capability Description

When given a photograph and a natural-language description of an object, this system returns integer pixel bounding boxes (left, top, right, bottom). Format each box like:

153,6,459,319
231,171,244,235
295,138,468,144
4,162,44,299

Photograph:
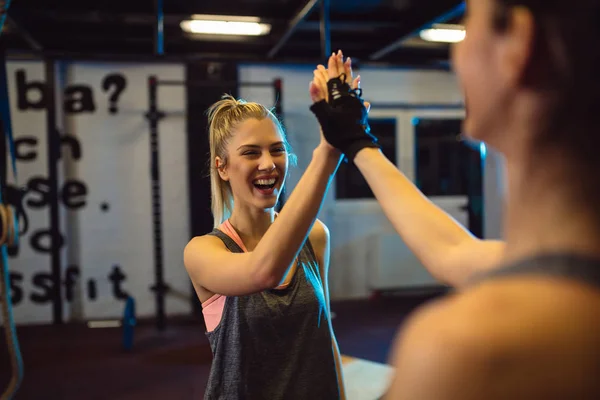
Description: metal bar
155,80,275,88
8,9,395,31
300,20,397,32
6,50,264,63
154,0,164,55
4,50,452,71
146,76,166,331
0,47,8,203
369,2,466,61
6,16,43,51
273,78,287,212
44,58,63,325
26,9,288,25
267,0,321,59
369,102,464,110
320,0,331,59
0,0,11,34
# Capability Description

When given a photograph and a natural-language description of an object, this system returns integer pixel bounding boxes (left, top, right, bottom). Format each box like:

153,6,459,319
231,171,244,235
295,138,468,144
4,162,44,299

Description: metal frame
6,15,43,52
267,0,331,60
44,58,63,325
3,0,452,73
144,76,284,331
370,2,466,61
154,0,164,56
320,0,331,59
4,50,453,72
267,0,321,59
3,0,467,67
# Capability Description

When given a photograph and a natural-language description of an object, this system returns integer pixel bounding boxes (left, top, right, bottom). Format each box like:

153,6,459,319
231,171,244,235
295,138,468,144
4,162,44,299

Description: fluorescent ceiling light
420,24,465,43
181,15,271,36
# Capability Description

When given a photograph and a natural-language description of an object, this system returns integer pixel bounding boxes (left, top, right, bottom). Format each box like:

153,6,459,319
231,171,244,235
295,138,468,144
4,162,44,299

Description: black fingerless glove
309,74,380,161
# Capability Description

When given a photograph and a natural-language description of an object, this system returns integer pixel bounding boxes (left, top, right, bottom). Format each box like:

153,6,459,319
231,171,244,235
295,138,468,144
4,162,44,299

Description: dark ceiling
3,0,464,67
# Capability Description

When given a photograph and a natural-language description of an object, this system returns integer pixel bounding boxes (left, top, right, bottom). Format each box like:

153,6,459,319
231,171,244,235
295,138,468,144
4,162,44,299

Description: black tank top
203,228,340,400
469,252,600,290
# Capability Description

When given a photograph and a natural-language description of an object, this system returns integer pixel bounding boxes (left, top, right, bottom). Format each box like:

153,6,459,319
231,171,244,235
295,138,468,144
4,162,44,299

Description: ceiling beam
267,0,321,59
14,9,402,35
369,1,464,61
20,8,297,25
298,21,397,32
5,48,452,71
6,15,43,51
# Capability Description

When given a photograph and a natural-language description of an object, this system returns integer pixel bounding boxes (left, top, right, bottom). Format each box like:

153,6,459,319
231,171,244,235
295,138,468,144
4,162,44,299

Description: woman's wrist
313,142,343,170
316,139,340,157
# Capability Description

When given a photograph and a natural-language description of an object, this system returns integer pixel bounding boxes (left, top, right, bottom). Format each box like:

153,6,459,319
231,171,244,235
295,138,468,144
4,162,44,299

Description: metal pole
273,78,287,211
6,16,43,51
146,76,167,331
44,58,63,325
0,48,7,191
320,0,331,59
369,2,466,60
154,0,164,55
267,0,320,59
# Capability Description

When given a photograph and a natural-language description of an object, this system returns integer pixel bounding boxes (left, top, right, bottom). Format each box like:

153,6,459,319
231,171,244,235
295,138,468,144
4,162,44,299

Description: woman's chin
252,194,279,210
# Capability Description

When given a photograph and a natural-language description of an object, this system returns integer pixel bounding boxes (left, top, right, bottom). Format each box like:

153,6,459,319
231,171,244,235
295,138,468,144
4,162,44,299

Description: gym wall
5,59,505,325
7,61,190,325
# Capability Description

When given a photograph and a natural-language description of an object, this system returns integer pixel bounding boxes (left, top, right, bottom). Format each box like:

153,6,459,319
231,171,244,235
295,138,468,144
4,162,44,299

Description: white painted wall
6,60,190,324
483,147,506,240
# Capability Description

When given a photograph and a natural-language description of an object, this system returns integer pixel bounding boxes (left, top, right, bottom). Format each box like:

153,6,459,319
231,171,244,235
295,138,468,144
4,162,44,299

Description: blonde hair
207,94,296,229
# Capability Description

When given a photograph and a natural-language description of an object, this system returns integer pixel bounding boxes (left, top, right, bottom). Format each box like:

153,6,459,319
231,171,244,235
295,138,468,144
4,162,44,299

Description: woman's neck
228,206,276,251
501,152,600,266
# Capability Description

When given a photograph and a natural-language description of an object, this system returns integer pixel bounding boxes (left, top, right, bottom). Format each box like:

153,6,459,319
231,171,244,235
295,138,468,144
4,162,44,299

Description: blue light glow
480,142,487,160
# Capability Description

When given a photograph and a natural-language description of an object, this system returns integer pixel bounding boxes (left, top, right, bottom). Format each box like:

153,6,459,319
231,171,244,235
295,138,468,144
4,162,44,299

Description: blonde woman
184,73,360,399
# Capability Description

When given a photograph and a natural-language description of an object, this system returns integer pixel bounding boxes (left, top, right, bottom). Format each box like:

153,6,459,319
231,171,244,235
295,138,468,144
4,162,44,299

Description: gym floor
0,292,445,399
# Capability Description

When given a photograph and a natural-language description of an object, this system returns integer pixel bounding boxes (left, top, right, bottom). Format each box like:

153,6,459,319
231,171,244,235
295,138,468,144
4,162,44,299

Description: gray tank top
469,252,600,289
203,229,340,400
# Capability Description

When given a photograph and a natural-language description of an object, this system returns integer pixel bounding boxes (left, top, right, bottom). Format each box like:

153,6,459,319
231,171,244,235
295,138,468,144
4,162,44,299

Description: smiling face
216,117,289,211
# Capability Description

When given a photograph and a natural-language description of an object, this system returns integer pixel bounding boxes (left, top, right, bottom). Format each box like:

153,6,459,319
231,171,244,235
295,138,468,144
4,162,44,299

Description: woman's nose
258,153,276,171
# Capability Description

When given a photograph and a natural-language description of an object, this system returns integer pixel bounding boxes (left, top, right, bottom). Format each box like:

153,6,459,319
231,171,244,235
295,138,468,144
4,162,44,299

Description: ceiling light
419,24,465,43
180,15,271,36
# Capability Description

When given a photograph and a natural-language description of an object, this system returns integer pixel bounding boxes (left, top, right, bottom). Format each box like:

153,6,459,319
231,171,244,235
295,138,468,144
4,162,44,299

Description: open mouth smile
252,176,278,195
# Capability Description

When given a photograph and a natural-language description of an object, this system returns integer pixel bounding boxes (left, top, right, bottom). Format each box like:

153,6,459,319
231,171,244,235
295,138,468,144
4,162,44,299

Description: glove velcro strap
327,74,352,103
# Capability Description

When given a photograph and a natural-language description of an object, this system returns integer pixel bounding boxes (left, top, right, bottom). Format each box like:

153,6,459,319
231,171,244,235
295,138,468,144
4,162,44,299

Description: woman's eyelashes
241,148,286,157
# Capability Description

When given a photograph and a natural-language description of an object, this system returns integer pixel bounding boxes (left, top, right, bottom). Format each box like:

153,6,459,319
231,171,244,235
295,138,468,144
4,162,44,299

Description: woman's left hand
309,51,370,150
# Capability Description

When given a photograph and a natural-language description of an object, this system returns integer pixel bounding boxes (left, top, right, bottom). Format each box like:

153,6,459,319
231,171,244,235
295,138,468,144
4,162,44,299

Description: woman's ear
499,6,536,88
215,156,229,181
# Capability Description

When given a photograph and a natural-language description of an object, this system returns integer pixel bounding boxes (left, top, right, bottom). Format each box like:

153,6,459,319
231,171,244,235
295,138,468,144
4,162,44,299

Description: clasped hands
309,50,380,162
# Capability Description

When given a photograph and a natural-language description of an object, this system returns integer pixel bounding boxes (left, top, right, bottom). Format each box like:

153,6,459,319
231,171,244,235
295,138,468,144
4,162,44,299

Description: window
335,118,397,199
414,118,484,237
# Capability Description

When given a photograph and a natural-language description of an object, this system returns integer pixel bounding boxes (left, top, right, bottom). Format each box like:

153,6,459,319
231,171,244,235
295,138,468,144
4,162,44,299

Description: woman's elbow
251,267,280,290
249,257,283,290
